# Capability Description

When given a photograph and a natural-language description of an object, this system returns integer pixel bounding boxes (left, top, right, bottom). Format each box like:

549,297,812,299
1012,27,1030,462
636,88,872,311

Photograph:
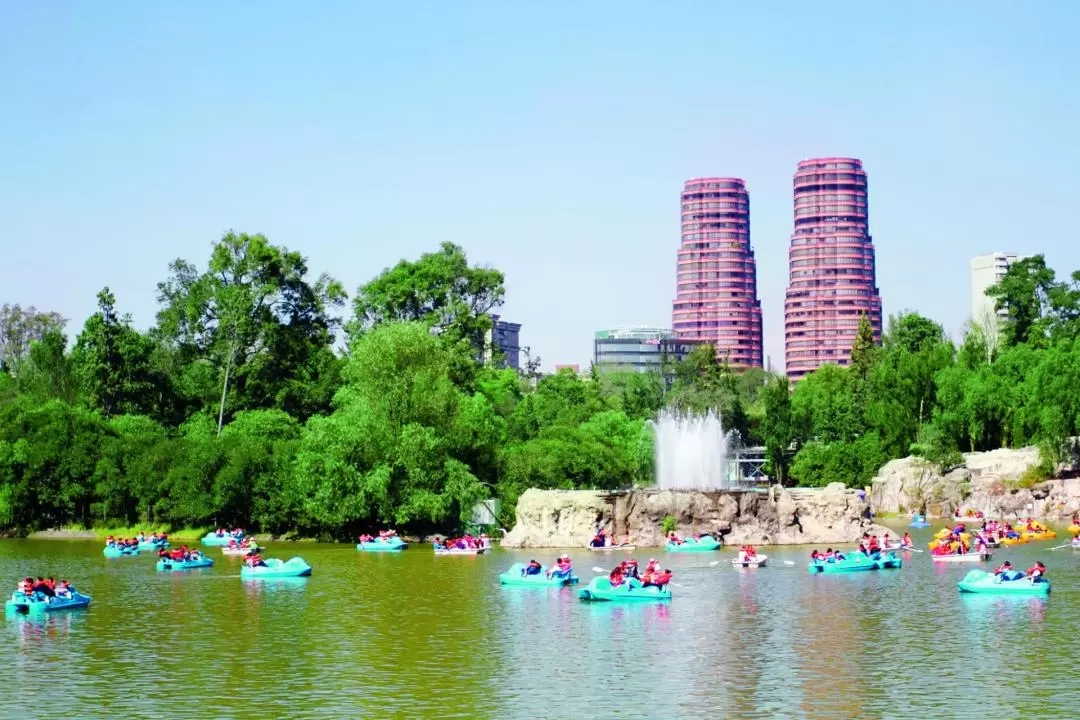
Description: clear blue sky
2,1,1078,371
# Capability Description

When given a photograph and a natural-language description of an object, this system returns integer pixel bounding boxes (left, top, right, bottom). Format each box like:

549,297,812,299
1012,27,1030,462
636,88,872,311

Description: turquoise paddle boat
665,535,722,552
808,551,901,574
578,577,671,602
499,563,579,587
103,545,140,558
6,588,92,615
356,537,408,552
137,537,169,551
958,569,1050,596
201,532,242,546
241,557,312,579
909,514,931,528
156,555,214,571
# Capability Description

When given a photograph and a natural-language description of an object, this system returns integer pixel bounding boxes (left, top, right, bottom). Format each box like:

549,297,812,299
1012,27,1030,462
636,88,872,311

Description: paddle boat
201,531,243,546
909,514,930,529
1068,524,1080,536
136,536,169,551
499,563,579,587
931,551,992,563
433,545,488,556
156,555,214,571
103,545,140,558
357,536,408,552
1000,536,1028,546
808,551,901,574
222,544,263,556
241,557,312,579
732,554,768,568
957,569,1050,596
587,543,636,552
665,535,722,553
5,588,92,615
578,577,671,603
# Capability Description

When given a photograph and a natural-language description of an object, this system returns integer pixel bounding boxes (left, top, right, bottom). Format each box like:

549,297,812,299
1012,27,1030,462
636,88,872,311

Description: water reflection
0,533,1078,718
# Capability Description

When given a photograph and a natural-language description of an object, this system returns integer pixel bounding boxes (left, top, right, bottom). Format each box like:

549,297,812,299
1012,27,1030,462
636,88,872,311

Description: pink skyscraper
784,158,882,380
672,177,763,368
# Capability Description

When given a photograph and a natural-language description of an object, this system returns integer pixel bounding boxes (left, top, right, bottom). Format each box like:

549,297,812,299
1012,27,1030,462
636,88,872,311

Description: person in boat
246,553,268,568
609,565,625,587
646,569,673,590
18,577,33,596
901,532,913,548
623,559,641,580
55,580,72,599
1026,561,1046,582
993,560,1013,577
524,559,542,576
589,532,607,548
547,554,572,578
667,532,684,545
32,577,54,598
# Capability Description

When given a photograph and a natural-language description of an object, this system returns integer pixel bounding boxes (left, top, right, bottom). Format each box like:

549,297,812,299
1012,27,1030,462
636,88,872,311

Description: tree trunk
217,343,235,437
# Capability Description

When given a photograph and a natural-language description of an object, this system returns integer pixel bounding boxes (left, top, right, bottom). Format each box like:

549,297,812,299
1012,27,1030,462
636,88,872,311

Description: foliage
4,243,1080,536
661,514,676,535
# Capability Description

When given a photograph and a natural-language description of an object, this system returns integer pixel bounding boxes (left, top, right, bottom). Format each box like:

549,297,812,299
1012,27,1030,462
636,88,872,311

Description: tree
155,232,346,434
349,242,505,352
72,288,158,418
760,375,793,485
16,330,79,404
986,255,1058,347
849,313,879,380
0,304,66,377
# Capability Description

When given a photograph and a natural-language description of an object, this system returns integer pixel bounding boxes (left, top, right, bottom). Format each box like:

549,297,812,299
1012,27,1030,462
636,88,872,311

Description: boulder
867,445,1080,519
502,484,882,548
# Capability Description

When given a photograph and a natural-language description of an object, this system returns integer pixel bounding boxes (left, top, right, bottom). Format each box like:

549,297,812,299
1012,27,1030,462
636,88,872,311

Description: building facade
971,252,1025,323
484,315,522,370
671,177,763,368
783,157,882,380
593,328,698,374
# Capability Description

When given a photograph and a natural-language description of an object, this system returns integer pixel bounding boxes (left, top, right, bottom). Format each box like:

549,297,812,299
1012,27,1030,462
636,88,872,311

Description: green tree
849,313,879,381
986,255,1058,346
155,232,346,434
0,304,66,377
72,287,159,418
760,375,793,485
349,242,505,353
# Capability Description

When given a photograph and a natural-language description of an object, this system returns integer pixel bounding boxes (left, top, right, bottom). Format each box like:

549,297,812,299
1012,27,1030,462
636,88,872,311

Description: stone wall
870,445,1080,518
501,484,887,548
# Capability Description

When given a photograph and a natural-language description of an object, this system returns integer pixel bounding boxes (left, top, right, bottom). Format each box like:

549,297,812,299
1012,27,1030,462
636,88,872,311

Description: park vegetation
1,237,1077,537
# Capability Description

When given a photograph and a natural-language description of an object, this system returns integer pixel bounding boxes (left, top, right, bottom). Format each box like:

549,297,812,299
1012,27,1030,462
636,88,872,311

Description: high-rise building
484,315,522,370
671,178,763,368
784,158,882,380
971,252,1026,323
593,327,698,374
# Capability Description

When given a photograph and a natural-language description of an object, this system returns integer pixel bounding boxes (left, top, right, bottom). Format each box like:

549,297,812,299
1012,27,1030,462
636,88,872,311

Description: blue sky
2,1,1078,371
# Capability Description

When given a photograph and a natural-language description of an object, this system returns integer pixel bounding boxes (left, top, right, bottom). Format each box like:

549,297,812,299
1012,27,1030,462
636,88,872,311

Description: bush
661,514,676,535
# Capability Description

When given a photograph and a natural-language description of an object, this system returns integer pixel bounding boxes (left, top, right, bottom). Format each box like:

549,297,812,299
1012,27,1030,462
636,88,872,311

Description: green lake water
1,528,1078,719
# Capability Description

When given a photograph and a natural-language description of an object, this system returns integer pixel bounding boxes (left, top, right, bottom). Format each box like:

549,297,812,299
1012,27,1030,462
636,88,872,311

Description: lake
0,528,1075,719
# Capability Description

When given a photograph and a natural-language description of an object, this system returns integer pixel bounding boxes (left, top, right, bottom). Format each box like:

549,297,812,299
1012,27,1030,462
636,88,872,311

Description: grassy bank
30,525,211,541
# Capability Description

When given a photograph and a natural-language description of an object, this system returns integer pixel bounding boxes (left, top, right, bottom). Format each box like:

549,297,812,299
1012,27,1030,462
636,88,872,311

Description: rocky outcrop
501,485,888,548
870,445,1080,518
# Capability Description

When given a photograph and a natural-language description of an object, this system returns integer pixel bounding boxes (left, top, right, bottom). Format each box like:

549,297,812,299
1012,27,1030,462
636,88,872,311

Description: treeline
0,236,759,537
2,238,1077,536
771,255,1080,488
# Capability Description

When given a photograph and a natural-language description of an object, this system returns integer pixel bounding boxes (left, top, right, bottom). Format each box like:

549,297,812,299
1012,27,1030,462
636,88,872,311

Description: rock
502,484,880,548
869,445,1080,519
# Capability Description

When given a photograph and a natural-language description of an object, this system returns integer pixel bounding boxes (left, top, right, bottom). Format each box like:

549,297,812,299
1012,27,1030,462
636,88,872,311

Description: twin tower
672,157,883,379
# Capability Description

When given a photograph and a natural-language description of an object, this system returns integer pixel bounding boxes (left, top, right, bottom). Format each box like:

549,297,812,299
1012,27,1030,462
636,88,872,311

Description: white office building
970,252,1026,323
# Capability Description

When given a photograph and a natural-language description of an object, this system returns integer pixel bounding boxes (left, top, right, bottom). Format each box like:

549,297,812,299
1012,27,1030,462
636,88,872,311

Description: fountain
653,409,736,491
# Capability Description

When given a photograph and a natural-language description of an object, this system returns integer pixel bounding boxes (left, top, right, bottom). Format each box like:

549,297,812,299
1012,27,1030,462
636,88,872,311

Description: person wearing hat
547,554,573,579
